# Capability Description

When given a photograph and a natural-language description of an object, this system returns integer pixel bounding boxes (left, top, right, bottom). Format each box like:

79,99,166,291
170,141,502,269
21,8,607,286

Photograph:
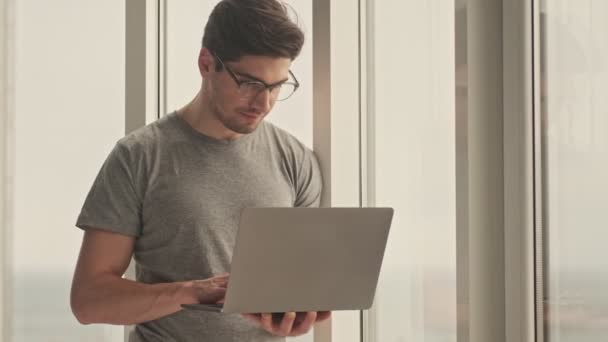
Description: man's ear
198,48,215,78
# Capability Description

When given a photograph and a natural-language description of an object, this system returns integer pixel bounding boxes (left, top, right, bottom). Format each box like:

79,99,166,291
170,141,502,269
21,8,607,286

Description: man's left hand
243,311,331,337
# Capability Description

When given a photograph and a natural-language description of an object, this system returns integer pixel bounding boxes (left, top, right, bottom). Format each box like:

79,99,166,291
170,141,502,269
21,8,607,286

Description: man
70,0,330,340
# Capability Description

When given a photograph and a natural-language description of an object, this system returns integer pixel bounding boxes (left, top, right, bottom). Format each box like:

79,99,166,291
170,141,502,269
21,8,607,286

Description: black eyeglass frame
212,52,300,101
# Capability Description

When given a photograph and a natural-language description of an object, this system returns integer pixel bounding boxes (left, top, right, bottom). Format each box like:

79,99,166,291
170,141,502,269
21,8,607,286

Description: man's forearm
71,274,197,325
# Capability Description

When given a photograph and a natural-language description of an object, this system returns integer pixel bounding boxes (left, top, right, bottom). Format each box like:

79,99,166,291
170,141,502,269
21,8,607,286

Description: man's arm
70,228,227,325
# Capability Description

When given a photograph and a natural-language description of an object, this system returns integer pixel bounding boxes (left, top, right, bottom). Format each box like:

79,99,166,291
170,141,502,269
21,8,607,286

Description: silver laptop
182,207,393,314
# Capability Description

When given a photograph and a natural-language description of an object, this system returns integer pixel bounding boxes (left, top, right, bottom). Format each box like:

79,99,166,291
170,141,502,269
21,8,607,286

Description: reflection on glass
541,1,608,341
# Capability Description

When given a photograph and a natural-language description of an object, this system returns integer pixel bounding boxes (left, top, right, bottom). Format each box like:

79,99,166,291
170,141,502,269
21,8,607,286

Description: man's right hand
71,229,230,325
182,273,229,305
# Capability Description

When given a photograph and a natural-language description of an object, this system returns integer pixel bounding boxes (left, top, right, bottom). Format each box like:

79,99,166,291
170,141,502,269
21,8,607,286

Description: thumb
198,286,226,304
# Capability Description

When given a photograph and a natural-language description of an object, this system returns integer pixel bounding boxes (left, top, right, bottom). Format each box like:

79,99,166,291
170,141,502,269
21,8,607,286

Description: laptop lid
214,207,393,314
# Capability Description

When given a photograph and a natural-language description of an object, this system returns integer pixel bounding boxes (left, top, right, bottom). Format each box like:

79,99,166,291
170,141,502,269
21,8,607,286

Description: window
540,1,608,340
9,1,125,341
368,2,457,341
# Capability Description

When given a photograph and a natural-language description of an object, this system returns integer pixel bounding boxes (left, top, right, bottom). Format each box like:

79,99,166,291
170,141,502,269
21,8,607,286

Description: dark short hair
202,0,305,68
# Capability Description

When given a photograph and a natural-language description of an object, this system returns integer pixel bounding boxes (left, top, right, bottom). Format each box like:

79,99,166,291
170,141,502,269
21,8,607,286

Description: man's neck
177,92,242,141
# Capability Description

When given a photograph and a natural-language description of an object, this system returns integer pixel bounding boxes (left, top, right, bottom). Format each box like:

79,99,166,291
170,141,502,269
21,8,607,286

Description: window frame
124,0,163,340
0,0,14,340
456,0,538,341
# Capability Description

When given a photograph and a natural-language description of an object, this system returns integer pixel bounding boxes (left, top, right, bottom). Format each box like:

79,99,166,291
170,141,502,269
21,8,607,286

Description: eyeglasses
212,52,300,101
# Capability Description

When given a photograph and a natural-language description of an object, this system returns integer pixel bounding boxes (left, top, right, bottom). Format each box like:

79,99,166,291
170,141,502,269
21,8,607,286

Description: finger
192,277,227,288
199,286,226,304
213,279,229,288
294,311,307,325
290,311,317,335
211,276,229,287
242,313,262,324
261,313,274,334
279,312,297,336
316,311,332,322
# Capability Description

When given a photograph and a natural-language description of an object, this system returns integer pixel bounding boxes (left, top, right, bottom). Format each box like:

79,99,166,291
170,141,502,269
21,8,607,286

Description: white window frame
0,0,15,340
124,0,163,340
503,1,538,341
456,0,538,341
126,0,161,134
311,0,362,341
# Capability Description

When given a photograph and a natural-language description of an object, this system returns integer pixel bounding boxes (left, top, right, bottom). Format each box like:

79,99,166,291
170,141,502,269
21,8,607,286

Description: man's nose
251,89,273,113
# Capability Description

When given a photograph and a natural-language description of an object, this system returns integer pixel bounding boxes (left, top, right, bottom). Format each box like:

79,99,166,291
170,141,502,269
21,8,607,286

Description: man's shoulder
116,114,174,152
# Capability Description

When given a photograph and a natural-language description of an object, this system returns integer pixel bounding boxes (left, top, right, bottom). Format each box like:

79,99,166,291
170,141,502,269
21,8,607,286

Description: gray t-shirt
76,112,322,342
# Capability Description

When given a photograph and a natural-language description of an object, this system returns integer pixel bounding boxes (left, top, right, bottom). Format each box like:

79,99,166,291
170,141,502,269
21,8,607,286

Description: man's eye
242,81,263,87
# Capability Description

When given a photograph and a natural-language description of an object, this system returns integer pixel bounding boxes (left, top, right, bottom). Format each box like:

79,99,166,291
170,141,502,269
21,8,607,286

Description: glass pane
165,1,313,341
11,0,125,341
371,1,457,341
541,1,608,341
165,0,219,114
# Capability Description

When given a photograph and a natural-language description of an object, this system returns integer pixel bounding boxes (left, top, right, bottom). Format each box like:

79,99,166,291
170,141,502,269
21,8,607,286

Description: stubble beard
211,101,261,135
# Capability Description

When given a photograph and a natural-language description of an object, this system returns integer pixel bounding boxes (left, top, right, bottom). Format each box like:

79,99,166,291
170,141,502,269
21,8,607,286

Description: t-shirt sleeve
76,141,144,237
294,149,323,207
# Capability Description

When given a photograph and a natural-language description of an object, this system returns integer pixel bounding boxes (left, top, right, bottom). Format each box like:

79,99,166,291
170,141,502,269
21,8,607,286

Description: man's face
205,54,292,135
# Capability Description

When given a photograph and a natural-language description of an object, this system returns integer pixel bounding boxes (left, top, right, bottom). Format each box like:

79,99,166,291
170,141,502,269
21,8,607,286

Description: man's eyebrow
234,71,289,87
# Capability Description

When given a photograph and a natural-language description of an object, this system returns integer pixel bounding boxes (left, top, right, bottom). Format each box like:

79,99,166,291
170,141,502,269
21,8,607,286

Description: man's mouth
240,112,261,119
